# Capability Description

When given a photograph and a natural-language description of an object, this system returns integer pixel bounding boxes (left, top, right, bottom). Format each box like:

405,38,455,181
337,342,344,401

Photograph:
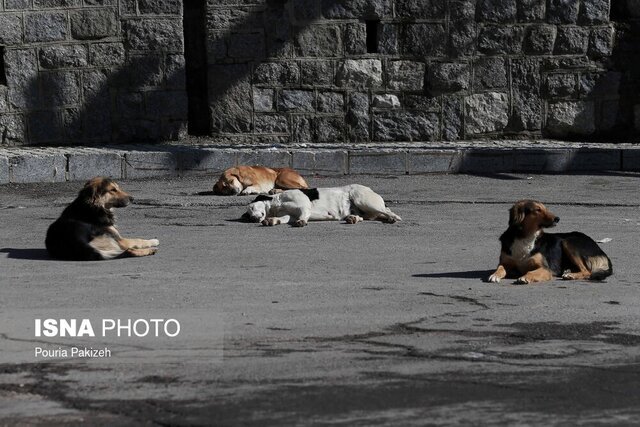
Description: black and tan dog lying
488,200,612,284
213,166,308,195
45,177,159,260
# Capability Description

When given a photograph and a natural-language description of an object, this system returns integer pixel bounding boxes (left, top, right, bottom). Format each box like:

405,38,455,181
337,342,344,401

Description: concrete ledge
0,142,639,184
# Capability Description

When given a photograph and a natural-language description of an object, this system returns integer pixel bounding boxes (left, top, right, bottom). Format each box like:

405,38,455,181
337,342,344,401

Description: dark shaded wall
0,0,187,145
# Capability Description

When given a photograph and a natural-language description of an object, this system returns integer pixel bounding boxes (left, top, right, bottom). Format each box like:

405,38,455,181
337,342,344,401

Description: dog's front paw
261,218,280,226
149,239,160,247
293,219,307,227
514,276,530,285
562,270,576,280
487,274,501,283
268,188,283,195
149,248,158,256
345,215,363,224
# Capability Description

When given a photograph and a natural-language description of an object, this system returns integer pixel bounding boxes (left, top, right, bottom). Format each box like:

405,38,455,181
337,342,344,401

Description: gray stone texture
278,90,315,112
125,19,183,52
478,0,517,23
70,9,118,40
335,59,383,88
68,152,122,181
0,156,9,184
387,61,425,91
0,14,23,45
547,0,580,24
25,13,67,42
321,0,392,19
373,111,439,142
474,58,507,90
39,45,88,69
478,25,524,54
296,25,342,57
125,151,179,178
554,26,589,54
9,153,67,183
465,92,510,135
345,23,367,55
510,58,542,131
524,25,557,55
403,24,447,58
395,0,445,19
349,151,406,174
546,101,596,136
428,62,470,94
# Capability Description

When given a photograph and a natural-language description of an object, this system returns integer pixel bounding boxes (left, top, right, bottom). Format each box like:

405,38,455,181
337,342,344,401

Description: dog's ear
508,203,525,228
251,195,273,203
78,179,100,205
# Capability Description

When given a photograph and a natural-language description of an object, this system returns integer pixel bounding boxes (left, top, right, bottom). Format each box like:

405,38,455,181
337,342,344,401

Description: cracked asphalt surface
1,173,640,425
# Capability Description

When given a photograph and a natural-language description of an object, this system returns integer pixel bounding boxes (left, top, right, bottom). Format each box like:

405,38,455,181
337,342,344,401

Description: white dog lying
243,184,401,227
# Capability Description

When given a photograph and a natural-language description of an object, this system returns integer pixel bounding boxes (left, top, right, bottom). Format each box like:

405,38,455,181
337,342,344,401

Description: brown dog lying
45,177,159,260
488,200,612,284
213,166,309,195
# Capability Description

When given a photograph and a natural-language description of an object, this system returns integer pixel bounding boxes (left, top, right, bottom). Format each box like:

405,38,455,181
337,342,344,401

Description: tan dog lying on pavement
213,166,309,195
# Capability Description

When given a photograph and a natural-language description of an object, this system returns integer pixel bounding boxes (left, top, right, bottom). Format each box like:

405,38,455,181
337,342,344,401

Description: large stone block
0,14,23,45
300,61,333,87
25,12,67,43
316,116,344,142
4,49,39,110
90,42,126,67
568,149,620,171
589,26,614,58
165,54,186,89
71,9,117,40
478,25,524,54
321,0,392,19
449,0,476,57
291,115,312,144
547,0,579,24
442,96,463,141
68,152,122,181
404,24,447,57
145,91,187,119
345,23,367,55
292,150,347,175
125,19,183,52
473,57,507,90
207,7,260,31
524,25,556,55
395,0,445,19
335,59,382,88
278,90,315,112
465,92,509,135
460,150,515,173
209,64,252,133
0,113,26,144
349,151,407,175
10,153,67,183
237,150,292,168
254,114,289,134
404,95,440,111
253,62,300,86
253,88,274,113
546,101,595,136
125,150,179,178
346,92,370,142
408,150,462,174
373,111,439,141
39,45,88,69
511,58,542,131
513,150,574,172
296,25,342,57
478,0,517,22
554,26,588,54
544,73,578,97
387,61,425,91
292,0,321,21
517,0,545,21
372,94,401,109
579,0,609,24
318,92,344,113
378,23,399,55
41,71,81,107
428,62,470,94
138,0,181,14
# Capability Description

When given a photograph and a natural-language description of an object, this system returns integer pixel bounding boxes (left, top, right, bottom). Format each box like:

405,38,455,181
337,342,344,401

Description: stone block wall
207,0,640,144
0,0,187,145
1,0,639,146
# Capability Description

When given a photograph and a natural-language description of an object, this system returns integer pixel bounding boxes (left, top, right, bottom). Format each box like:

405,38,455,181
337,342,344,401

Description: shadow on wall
1,16,188,145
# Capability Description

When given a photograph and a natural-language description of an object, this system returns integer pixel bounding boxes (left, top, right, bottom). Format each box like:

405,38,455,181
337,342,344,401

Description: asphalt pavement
1,172,639,425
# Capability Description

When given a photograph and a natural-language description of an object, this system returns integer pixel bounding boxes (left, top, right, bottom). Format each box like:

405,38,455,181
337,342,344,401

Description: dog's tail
588,255,613,280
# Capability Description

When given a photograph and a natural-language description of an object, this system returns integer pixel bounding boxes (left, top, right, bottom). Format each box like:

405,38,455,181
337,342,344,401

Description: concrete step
1,141,639,184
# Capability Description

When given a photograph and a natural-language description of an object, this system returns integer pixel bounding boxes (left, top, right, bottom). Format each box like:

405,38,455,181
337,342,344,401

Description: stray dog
213,166,309,195
244,184,401,227
45,177,159,260
488,200,612,284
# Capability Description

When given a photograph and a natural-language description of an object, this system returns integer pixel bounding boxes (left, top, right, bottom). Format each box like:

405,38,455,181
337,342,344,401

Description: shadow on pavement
413,270,493,280
0,248,52,261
